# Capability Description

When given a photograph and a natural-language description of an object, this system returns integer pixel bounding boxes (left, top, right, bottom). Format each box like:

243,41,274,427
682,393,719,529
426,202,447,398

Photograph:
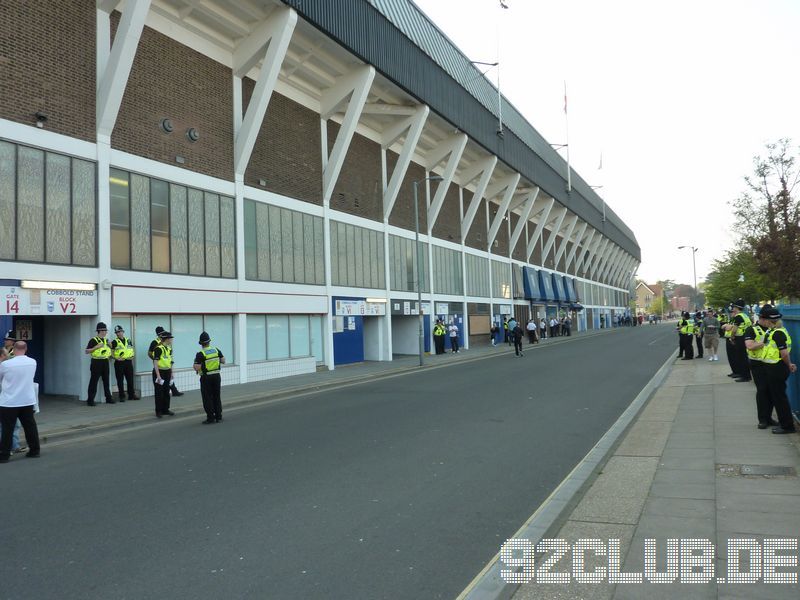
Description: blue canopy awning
552,273,566,303
522,266,542,301
563,276,577,303
538,270,556,302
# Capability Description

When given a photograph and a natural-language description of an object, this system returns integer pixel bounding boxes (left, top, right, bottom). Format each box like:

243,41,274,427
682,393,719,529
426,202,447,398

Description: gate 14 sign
1,287,98,316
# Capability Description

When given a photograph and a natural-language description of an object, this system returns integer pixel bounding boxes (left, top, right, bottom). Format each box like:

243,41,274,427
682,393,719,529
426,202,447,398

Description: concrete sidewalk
513,344,800,599
30,326,618,444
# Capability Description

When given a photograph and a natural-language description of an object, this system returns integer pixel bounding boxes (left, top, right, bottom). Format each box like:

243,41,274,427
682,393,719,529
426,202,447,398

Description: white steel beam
600,246,622,283
614,255,634,288
363,103,417,116
590,239,614,279
553,214,578,267
525,197,555,263
587,237,610,279
321,64,376,205
509,188,539,252
382,105,429,220
576,229,600,275
607,252,627,287
97,0,121,12
96,0,152,138
564,221,588,272
459,156,497,239
426,133,468,231
540,206,568,264
233,7,297,176
486,173,520,249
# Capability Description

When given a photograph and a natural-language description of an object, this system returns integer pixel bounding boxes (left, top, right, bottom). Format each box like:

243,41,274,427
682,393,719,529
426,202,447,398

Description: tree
731,139,800,299
656,279,676,297
650,296,669,316
704,247,781,307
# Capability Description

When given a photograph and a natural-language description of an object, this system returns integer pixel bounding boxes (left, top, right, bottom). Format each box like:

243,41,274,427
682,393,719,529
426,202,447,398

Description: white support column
589,238,612,279
586,237,609,279
509,188,539,252
613,255,634,288
576,230,600,276
564,221,588,272
232,7,297,176
600,246,622,283
426,133,468,230
382,105,429,219
96,0,152,138
540,206,568,264
525,197,555,263
553,214,578,268
486,173,520,249
606,251,626,288
321,64,376,204
459,156,497,240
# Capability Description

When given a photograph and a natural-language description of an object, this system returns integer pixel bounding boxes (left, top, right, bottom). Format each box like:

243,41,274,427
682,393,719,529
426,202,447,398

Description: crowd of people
676,299,796,434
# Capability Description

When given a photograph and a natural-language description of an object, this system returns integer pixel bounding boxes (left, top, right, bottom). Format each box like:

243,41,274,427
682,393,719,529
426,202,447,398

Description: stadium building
0,0,640,399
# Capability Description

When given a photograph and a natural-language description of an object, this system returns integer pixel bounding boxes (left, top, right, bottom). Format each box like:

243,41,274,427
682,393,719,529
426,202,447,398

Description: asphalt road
1,324,677,600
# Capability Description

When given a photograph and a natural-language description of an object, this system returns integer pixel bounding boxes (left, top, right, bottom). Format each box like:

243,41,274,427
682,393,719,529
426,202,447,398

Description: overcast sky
414,0,800,287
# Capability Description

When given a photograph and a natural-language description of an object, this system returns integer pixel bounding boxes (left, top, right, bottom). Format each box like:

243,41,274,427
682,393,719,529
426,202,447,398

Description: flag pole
564,81,571,192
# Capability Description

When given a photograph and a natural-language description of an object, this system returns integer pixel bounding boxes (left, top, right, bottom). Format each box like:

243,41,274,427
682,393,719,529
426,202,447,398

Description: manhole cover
717,464,797,477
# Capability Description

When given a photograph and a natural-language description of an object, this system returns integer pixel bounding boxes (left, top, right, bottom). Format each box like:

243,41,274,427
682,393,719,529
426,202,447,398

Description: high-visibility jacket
763,327,792,365
90,337,112,359
155,344,173,370
113,337,135,360
680,319,694,335
733,312,752,337
745,325,768,361
199,347,221,375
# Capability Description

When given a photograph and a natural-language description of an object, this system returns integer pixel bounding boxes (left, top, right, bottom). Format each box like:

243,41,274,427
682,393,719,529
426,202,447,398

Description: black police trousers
749,361,773,425
0,405,40,460
154,369,172,415
733,336,750,380
680,333,694,359
88,359,113,403
765,363,795,430
201,374,222,420
114,359,135,398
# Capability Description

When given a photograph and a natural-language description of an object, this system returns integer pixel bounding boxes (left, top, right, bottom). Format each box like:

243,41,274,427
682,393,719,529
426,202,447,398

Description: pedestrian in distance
447,320,460,353
85,322,114,405
433,319,446,355
702,309,721,361
694,311,704,359
149,326,185,397
539,318,547,340
526,318,538,344
490,323,498,346
512,321,524,356
507,317,517,347
194,332,225,424
502,317,509,344
152,332,176,418
111,325,139,401
0,341,41,463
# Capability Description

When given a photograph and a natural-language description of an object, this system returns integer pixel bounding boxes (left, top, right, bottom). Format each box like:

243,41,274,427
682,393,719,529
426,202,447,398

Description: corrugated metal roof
367,0,637,245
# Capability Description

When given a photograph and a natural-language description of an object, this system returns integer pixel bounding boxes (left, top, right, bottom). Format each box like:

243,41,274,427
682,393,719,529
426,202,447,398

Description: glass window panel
17,146,44,262
247,314,267,362
133,314,169,373
280,207,294,282
188,188,205,275
151,179,170,273
244,199,258,280
130,173,151,271
204,192,221,277
313,216,325,285
204,315,234,363
110,168,130,269
293,210,305,283
268,204,282,281
310,315,323,363
289,315,310,358
220,196,236,278
45,153,71,264
303,213,315,285
170,315,203,369
266,315,289,360
71,159,96,266
169,184,188,274
0,141,16,260
255,202,270,281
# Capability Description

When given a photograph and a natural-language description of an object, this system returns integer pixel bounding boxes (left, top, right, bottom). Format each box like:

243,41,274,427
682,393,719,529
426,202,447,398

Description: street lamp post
678,245,698,310
413,176,442,367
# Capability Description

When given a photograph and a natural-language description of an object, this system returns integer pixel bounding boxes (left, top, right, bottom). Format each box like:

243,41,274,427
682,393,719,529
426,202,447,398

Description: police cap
761,306,782,320
96,322,107,331
199,331,211,344
4,330,14,341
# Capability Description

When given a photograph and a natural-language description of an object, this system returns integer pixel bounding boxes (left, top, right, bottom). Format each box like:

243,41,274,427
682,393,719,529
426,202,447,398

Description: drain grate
717,464,797,477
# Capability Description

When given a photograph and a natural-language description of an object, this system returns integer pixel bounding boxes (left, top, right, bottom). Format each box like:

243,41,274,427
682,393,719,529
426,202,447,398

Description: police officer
193,331,225,424
148,326,184,397
743,306,776,429
111,325,139,401
84,322,114,406
152,331,175,418
678,312,694,360
433,319,446,355
723,299,752,382
2,331,15,359
693,311,704,359
759,307,797,434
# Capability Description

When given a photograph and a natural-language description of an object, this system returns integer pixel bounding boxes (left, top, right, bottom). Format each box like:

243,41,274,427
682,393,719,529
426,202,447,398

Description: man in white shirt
0,341,41,462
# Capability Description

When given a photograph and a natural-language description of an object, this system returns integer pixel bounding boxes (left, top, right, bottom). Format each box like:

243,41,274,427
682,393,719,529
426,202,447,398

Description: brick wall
327,122,382,221
431,183,460,241
490,204,510,257
509,213,527,262
387,151,427,232
463,197,487,251
245,82,322,205
111,16,234,181
0,0,95,141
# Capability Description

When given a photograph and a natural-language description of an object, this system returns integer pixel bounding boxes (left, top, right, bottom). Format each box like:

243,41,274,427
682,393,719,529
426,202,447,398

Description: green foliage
650,296,668,315
704,248,782,307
